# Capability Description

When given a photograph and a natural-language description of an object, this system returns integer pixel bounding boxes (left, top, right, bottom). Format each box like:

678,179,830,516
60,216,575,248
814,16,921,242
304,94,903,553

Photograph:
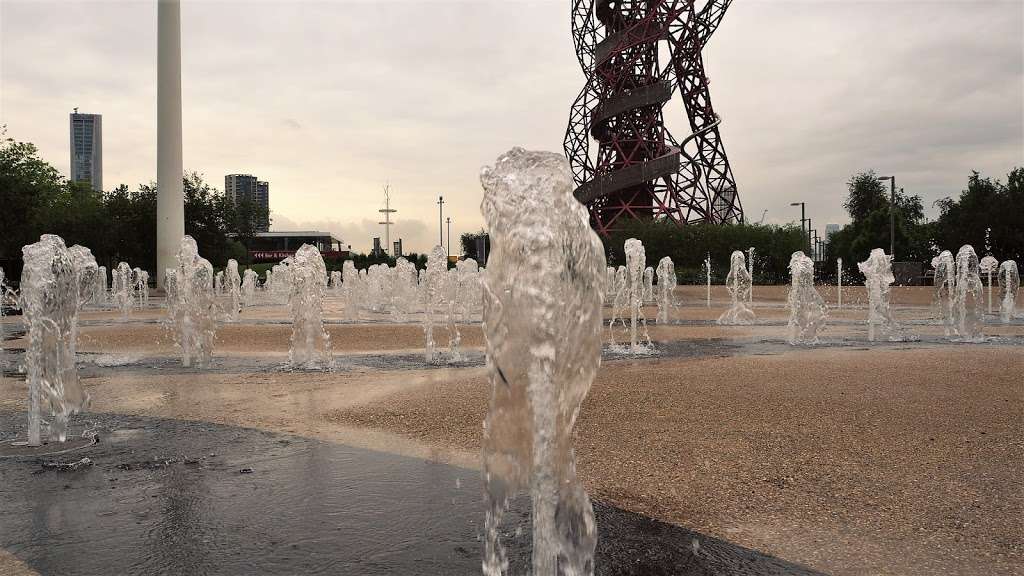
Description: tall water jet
953,245,984,341
288,244,332,369
18,235,90,446
225,259,241,321
241,269,258,307
444,267,463,361
980,255,998,314
704,253,711,308
214,270,224,296
931,250,956,335
456,257,480,322
858,248,908,342
480,148,601,576
133,267,149,309
342,260,360,321
642,266,654,303
94,265,108,306
746,247,755,303
606,266,628,346
836,258,843,309
655,256,677,324
998,260,1019,323
113,262,133,318
786,251,827,345
717,250,755,325
170,236,216,367
422,245,447,363
329,270,342,294
605,267,615,299
623,238,652,352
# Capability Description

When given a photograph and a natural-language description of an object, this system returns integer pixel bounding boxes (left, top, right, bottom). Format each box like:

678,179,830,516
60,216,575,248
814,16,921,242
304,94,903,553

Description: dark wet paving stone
0,412,823,575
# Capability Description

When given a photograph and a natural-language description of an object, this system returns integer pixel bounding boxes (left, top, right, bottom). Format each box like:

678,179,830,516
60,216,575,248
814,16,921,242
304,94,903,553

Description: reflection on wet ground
0,412,822,576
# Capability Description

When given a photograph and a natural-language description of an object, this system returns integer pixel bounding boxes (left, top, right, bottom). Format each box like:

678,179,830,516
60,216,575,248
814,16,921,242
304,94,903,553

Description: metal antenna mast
378,183,397,255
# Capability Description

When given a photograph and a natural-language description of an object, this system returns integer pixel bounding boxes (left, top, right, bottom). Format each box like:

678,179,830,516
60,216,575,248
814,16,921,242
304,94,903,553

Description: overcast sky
2,0,1021,253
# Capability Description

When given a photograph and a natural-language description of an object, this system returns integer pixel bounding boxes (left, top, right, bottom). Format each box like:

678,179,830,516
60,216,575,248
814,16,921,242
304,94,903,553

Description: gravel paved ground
328,346,1024,576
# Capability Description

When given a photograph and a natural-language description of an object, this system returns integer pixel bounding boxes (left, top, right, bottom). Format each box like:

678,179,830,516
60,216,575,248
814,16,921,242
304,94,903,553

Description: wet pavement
0,411,823,575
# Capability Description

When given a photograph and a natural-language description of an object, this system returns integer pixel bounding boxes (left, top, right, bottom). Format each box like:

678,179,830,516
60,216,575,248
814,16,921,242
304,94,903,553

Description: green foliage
0,132,250,280
460,230,489,262
931,169,1023,263
828,168,1022,280
604,220,805,284
827,170,932,278
0,131,65,269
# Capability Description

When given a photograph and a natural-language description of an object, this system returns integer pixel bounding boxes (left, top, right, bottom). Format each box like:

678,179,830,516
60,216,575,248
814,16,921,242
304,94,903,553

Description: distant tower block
564,0,743,235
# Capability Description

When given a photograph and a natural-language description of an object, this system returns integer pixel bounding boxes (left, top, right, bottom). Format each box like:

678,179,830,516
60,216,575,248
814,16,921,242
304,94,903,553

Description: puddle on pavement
0,412,822,576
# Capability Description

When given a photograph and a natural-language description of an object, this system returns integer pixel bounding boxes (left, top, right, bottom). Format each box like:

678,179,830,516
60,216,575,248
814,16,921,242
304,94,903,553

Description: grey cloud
1,0,1020,239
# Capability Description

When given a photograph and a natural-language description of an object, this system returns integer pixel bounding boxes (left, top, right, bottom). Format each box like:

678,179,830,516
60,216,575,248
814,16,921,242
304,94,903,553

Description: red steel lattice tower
565,0,743,235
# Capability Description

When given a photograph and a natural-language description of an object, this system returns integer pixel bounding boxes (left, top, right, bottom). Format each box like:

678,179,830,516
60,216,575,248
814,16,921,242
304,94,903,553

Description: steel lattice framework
564,0,743,235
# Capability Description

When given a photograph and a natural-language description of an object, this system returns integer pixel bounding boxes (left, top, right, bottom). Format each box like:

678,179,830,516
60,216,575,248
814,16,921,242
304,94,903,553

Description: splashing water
953,245,984,341
655,256,677,324
704,253,712,308
786,251,827,345
642,266,654,303
444,267,463,362
422,245,447,363
18,235,92,446
113,262,133,318
607,266,628,343
997,260,1019,323
480,148,601,576
170,236,216,367
836,258,843,309
225,259,242,321
342,260,361,321
288,244,332,369
980,255,999,315
132,267,150,309
746,247,755,303
931,250,956,336
241,269,258,308
214,270,224,296
718,250,755,325
329,270,342,294
858,248,911,342
622,238,653,353
94,265,108,306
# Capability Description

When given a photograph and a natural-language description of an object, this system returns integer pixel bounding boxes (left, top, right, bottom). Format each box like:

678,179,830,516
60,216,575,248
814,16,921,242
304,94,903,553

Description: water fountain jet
479,148,601,576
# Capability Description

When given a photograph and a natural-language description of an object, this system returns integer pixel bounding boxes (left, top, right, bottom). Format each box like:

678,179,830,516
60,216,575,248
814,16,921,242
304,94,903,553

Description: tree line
1,131,266,280
827,168,1023,280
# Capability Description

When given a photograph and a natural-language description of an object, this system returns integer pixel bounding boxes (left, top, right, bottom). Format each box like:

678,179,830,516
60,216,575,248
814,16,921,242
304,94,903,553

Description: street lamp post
437,196,445,248
446,217,452,259
878,176,896,258
790,202,807,253
807,218,812,255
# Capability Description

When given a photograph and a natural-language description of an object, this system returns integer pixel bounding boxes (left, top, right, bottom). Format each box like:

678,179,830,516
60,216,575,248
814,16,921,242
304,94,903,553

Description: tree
460,230,489,262
0,131,65,270
605,220,805,284
828,170,931,277
932,168,1023,263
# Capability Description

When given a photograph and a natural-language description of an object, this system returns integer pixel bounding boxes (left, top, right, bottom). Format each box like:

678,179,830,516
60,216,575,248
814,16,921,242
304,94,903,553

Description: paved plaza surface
1,286,1021,575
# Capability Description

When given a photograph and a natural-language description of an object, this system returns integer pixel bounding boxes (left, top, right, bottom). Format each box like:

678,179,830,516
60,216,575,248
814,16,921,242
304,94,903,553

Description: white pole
157,0,184,287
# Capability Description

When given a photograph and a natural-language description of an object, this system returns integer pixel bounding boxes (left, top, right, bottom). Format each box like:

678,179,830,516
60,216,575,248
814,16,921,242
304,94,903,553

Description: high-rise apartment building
225,174,270,232
70,110,102,191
